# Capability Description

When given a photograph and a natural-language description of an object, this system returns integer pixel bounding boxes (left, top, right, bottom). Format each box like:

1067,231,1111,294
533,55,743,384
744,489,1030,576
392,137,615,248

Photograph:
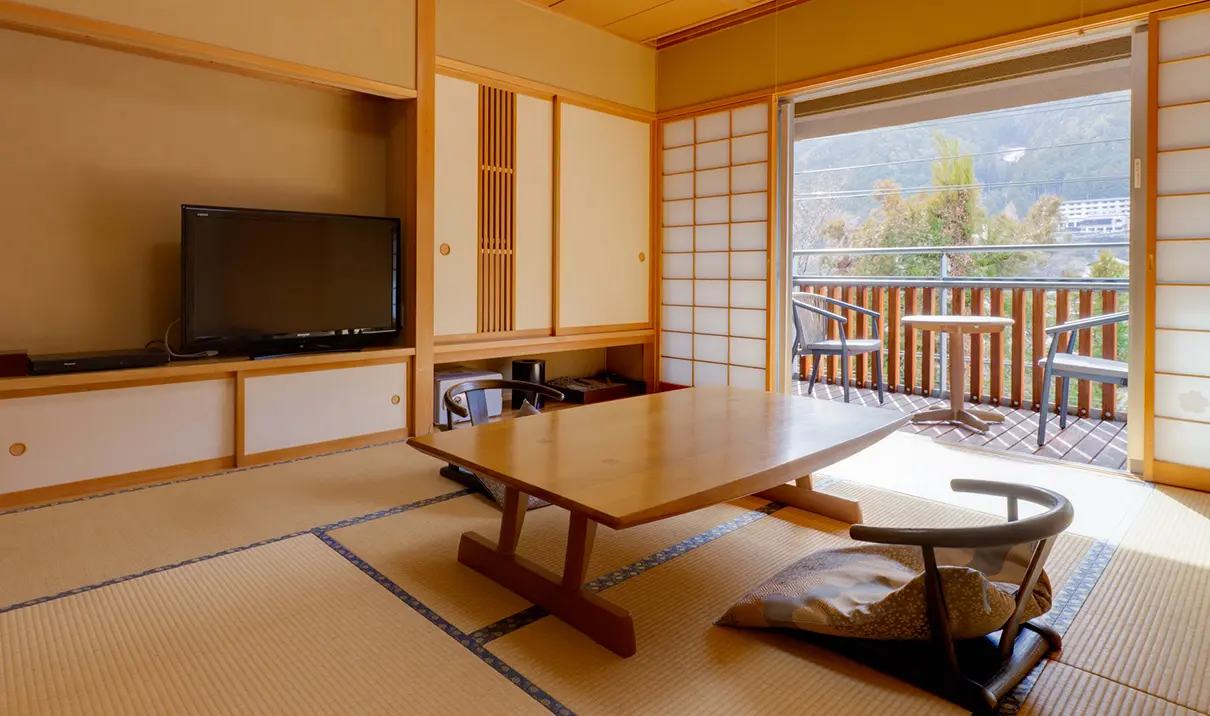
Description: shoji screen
1150,5,1210,485
659,102,774,390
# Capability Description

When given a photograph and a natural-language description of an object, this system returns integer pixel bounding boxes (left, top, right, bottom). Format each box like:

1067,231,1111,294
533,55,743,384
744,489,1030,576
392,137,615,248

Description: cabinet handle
439,243,451,256
638,252,646,262
9,443,26,457
391,395,401,405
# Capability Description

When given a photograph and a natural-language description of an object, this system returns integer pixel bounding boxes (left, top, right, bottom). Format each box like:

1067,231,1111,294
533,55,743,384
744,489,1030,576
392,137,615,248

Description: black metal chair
439,379,565,490
791,292,885,404
1036,312,1129,446
833,480,1074,713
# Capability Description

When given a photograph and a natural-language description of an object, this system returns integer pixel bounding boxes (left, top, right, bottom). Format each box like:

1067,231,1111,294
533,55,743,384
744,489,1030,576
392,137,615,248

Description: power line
794,137,1129,176
794,175,1131,200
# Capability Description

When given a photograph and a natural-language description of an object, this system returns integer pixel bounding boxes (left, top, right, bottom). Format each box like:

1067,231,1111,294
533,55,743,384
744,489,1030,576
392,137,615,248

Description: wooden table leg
909,328,1004,433
756,483,863,523
457,488,637,657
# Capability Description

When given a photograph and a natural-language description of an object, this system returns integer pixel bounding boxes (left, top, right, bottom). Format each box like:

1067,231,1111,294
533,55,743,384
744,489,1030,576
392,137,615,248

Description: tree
1089,250,1129,279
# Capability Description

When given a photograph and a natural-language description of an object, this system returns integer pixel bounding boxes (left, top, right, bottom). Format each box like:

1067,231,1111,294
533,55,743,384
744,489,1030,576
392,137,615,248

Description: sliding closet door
1149,4,1210,486
658,100,776,390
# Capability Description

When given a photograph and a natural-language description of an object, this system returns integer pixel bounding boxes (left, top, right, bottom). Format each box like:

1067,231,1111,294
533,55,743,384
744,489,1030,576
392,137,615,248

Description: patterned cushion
475,400,549,511
718,543,1052,640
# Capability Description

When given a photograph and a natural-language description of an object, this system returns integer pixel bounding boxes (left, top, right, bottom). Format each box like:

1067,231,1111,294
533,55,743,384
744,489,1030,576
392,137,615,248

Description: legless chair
1036,312,1129,446
791,292,885,404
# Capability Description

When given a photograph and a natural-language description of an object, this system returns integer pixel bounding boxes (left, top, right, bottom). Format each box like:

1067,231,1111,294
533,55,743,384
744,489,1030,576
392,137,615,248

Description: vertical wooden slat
843,286,858,388
826,285,841,383
873,287,885,391
904,288,918,394
476,86,517,334
1011,289,1025,409
1053,289,1069,414
887,287,901,392
855,287,868,388
1102,290,1118,420
989,288,1004,406
970,287,984,403
921,287,935,397
1031,289,1046,411
1077,289,1093,418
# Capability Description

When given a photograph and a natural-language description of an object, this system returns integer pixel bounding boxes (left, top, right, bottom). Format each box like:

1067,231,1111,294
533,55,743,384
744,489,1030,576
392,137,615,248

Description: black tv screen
181,205,401,355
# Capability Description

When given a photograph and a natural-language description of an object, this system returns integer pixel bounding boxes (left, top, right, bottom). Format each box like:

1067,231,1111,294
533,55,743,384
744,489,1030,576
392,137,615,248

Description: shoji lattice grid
660,104,770,389
1153,6,1210,472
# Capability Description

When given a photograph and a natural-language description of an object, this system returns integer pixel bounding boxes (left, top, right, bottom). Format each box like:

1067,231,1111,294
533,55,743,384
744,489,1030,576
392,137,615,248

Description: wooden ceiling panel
526,0,787,46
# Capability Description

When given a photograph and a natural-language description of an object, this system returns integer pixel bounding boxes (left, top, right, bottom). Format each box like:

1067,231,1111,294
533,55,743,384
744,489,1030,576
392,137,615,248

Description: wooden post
921,287,935,397
873,286,886,392
1102,290,1118,420
843,285,858,389
1054,290,1069,414
826,286,841,384
1031,289,1046,411
856,286,868,388
1077,289,1093,418
888,287,901,392
970,288,984,404
562,513,597,589
1011,289,1025,409
904,288,918,394
990,288,1005,406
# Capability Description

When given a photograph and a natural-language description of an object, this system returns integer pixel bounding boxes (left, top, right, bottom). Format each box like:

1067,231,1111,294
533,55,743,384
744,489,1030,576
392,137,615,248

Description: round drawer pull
638,252,646,262
9,443,27,457
439,243,451,256
391,395,401,405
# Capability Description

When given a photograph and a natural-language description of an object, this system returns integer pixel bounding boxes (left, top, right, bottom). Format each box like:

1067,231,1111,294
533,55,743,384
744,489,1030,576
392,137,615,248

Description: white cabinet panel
1159,56,1210,107
662,357,692,386
434,75,480,336
559,104,650,329
1156,286,1210,330
1158,148,1210,195
695,111,730,142
663,119,694,148
1157,240,1210,284
1159,104,1210,151
1155,417,1210,469
695,224,729,252
1156,328,1210,377
1154,373,1210,423
661,331,693,359
515,93,554,331
1159,11,1210,62
1157,195,1210,239
0,380,233,494
244,364,406,456
731,104,768,135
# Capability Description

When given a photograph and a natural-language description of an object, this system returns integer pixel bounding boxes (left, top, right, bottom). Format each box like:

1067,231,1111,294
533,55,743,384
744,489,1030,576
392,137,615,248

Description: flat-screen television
181,205,401,357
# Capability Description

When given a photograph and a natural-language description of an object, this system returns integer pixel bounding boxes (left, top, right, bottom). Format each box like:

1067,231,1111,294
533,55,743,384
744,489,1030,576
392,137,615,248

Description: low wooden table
408,386,906,657
901,314,1014,433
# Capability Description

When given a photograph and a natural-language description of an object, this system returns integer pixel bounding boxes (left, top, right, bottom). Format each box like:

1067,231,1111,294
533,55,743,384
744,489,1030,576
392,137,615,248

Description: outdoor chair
791,291,885,404
1036,312,1129,446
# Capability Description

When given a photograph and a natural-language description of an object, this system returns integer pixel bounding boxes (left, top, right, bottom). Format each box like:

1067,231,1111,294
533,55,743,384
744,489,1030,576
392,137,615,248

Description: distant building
1059,197,1130,236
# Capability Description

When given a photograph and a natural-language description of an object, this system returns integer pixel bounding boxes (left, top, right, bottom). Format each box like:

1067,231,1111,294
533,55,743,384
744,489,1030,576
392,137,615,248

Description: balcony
792,242,1130,471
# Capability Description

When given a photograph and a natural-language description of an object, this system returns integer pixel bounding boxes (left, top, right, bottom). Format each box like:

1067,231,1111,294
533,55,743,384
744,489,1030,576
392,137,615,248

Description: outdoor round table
900,315,1015,433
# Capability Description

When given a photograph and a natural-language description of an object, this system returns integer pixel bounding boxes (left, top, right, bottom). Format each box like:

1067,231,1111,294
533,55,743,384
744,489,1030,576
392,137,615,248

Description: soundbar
29,348,170,375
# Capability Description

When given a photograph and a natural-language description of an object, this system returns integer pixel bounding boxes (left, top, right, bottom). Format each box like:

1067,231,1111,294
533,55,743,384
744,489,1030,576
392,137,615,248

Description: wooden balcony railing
793,278,1129,421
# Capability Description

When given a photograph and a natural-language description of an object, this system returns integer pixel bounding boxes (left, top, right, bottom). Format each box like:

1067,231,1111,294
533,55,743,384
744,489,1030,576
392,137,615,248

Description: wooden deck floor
794,380,1130,472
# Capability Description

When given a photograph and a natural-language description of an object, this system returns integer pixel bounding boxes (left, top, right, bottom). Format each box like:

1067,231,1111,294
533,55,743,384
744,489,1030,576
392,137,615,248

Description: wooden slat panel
855,287,868,387
904,288,918,394
990,288,1004,406
1031,289,1046,411
1102,290,1118,420
887,287,901,392
1077,289,1093,418
970,287,984,403
921,287,935,397
1053,289,1069,414
1011,289,1025,409
477,85,517,333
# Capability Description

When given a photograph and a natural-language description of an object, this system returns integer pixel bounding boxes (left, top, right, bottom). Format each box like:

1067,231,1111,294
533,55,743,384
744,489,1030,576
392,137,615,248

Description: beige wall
657,0,1159,111
18,0,416,89
0,30,389,354
436,0,656,112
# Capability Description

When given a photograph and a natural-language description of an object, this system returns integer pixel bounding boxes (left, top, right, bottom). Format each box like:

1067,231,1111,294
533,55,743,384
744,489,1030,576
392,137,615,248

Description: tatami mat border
0,487,472,614
316,531,577,716
0,438,411,518
469,502,786,645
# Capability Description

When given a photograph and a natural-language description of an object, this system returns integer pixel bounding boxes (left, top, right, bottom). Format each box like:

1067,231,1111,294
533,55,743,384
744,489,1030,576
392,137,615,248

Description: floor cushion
475,400,549,511
718,543,1051,640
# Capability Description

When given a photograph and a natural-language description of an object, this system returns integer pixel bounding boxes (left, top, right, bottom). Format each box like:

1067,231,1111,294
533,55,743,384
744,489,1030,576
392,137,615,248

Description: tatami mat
329,492,768,632
1020,662,1202,716
0,442,457,609
488,485,1092,716
1058,486,1210,713
0,534,546,715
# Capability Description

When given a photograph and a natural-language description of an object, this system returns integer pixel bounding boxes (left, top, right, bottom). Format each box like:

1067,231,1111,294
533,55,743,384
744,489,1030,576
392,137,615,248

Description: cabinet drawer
243,363,407,456
0,379,234,494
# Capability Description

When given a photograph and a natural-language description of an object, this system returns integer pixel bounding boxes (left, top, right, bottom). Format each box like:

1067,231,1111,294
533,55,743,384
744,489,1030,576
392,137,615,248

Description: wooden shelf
0,346,415,399
434,329,653,364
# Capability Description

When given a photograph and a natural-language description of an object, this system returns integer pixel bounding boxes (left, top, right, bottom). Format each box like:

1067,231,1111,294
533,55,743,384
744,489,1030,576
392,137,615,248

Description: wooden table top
408,386,907,529
901,314,1015,333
